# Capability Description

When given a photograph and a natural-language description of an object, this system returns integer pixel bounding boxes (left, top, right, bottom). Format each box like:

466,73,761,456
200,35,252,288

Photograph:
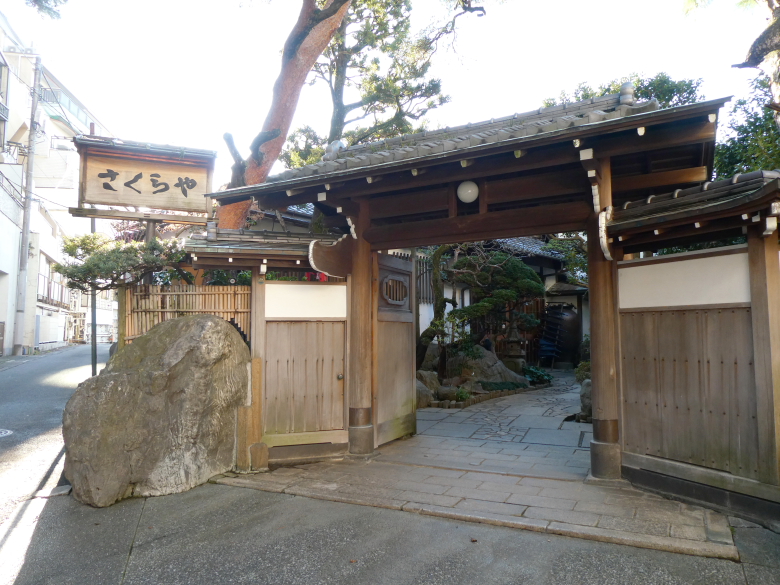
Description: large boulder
416,379,432,408
63,315,250,508
448,345,529,384
416,369,441,396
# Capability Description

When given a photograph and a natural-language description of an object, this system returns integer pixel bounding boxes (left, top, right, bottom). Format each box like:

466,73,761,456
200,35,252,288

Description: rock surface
416,370,441,397
580,379,592,417
63,315,250,508
447,345,529,384
416,380,432,408
420,343,441,371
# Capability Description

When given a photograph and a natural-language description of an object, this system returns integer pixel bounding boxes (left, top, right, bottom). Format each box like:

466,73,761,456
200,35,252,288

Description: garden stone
416,379,432,408
416,370,441,396
63,315,250,508
580,379,592,417
420,342,441,371
447,345,529,384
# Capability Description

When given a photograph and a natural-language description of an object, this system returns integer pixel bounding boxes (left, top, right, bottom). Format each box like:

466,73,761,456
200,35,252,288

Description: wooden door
262,321,347,447
374,254,416,446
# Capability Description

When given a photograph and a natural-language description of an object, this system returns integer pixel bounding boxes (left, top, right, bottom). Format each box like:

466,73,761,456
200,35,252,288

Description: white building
0,10,116,355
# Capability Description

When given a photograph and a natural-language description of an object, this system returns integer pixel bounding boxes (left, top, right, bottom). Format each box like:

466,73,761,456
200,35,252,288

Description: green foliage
281,0,450,167
448,252,545,322
714,75,780,177
580,333,590,361
454,387,471,401
203,270,252,286
657,236,747,256
265,271,303,281
278,126,326,169
542,236,587,283
515,313,540,332
574,360,591,384
522,365,553,385
26,0,67,18
54,234,185,292
543,73,703,110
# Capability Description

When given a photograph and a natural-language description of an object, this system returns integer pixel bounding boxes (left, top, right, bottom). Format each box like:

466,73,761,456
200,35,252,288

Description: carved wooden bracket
309,234,354,278
580,148,603,213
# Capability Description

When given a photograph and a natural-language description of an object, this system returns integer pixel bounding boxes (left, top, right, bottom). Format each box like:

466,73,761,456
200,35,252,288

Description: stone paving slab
212,458,739,560
211,373,739,561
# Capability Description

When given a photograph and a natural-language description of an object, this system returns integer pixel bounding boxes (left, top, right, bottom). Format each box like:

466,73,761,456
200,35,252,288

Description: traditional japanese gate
216,87,780,521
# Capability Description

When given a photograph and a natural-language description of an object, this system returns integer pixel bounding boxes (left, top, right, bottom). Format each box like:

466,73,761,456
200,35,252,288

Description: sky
1,0,769,188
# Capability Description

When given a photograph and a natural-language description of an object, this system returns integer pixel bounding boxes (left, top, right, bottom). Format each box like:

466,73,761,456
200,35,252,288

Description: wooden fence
123,285,252,343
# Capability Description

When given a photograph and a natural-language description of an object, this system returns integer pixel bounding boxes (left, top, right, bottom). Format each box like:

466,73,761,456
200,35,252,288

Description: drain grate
0,429,12,438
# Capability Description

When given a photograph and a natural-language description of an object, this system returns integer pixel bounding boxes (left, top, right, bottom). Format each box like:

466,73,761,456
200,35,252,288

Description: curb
213,476,740,561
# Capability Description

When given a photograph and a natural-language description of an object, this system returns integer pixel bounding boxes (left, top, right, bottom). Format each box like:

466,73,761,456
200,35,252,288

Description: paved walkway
215,373,741,560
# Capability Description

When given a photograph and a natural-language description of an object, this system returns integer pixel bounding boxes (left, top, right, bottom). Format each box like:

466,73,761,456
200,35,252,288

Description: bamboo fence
123,285,251,343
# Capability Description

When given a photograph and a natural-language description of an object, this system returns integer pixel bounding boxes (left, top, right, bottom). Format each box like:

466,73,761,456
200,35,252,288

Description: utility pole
90,215,97,376
12,56,41,356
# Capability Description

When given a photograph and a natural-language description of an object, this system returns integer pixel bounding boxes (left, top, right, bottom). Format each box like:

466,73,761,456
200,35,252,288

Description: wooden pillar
117,286,127,350
585,157,622,479
747,227,780,485
236,266,266,471
348,200,375,454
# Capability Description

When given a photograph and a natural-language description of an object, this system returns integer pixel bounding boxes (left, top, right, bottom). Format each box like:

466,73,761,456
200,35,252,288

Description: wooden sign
83,155,211,213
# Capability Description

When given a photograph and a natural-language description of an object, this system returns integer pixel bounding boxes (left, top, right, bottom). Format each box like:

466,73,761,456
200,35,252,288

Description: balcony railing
37,274,70,309
0,169,23,206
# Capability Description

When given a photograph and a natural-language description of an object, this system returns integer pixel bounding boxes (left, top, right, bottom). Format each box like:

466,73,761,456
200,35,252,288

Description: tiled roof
264,87,659,185
610,170,780,231
493,237,562,260
547,282,588,295
184,228,341,257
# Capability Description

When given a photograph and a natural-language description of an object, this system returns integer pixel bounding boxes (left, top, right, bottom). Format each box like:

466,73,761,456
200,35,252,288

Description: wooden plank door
374,254,416,447
262,321,347,447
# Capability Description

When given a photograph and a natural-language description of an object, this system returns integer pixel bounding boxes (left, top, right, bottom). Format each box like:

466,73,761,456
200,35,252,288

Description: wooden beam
448,183,458,218
69,207,210,225
592,117,716,160
613,166,708,192
370,187,449,220
486,168,589,205
363,200,590,250
747,228,780,485
333,144,582,201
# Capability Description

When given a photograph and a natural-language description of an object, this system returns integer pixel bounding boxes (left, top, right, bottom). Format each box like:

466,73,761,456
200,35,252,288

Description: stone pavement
214,373,742,561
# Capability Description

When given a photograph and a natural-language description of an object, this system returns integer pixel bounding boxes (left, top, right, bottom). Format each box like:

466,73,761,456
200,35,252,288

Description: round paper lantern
457,181,479,203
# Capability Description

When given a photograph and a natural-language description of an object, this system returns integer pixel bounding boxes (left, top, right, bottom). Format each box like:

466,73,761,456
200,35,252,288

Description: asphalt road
0,344,110,525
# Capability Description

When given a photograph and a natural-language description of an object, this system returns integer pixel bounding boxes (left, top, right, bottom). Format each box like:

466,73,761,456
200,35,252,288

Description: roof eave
209,97,731,204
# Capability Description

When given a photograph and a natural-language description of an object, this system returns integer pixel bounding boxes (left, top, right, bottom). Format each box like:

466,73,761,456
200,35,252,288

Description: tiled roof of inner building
609,170,780,231
493,237,562,260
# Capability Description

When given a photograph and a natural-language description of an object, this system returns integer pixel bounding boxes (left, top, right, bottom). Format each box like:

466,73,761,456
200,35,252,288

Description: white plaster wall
0,198,21,355
265,284,347,319
418,284,470,333
618,250,751,309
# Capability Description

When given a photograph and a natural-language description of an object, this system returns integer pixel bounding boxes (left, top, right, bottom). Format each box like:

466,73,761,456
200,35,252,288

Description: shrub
522,365,553,385
575,360,591,384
